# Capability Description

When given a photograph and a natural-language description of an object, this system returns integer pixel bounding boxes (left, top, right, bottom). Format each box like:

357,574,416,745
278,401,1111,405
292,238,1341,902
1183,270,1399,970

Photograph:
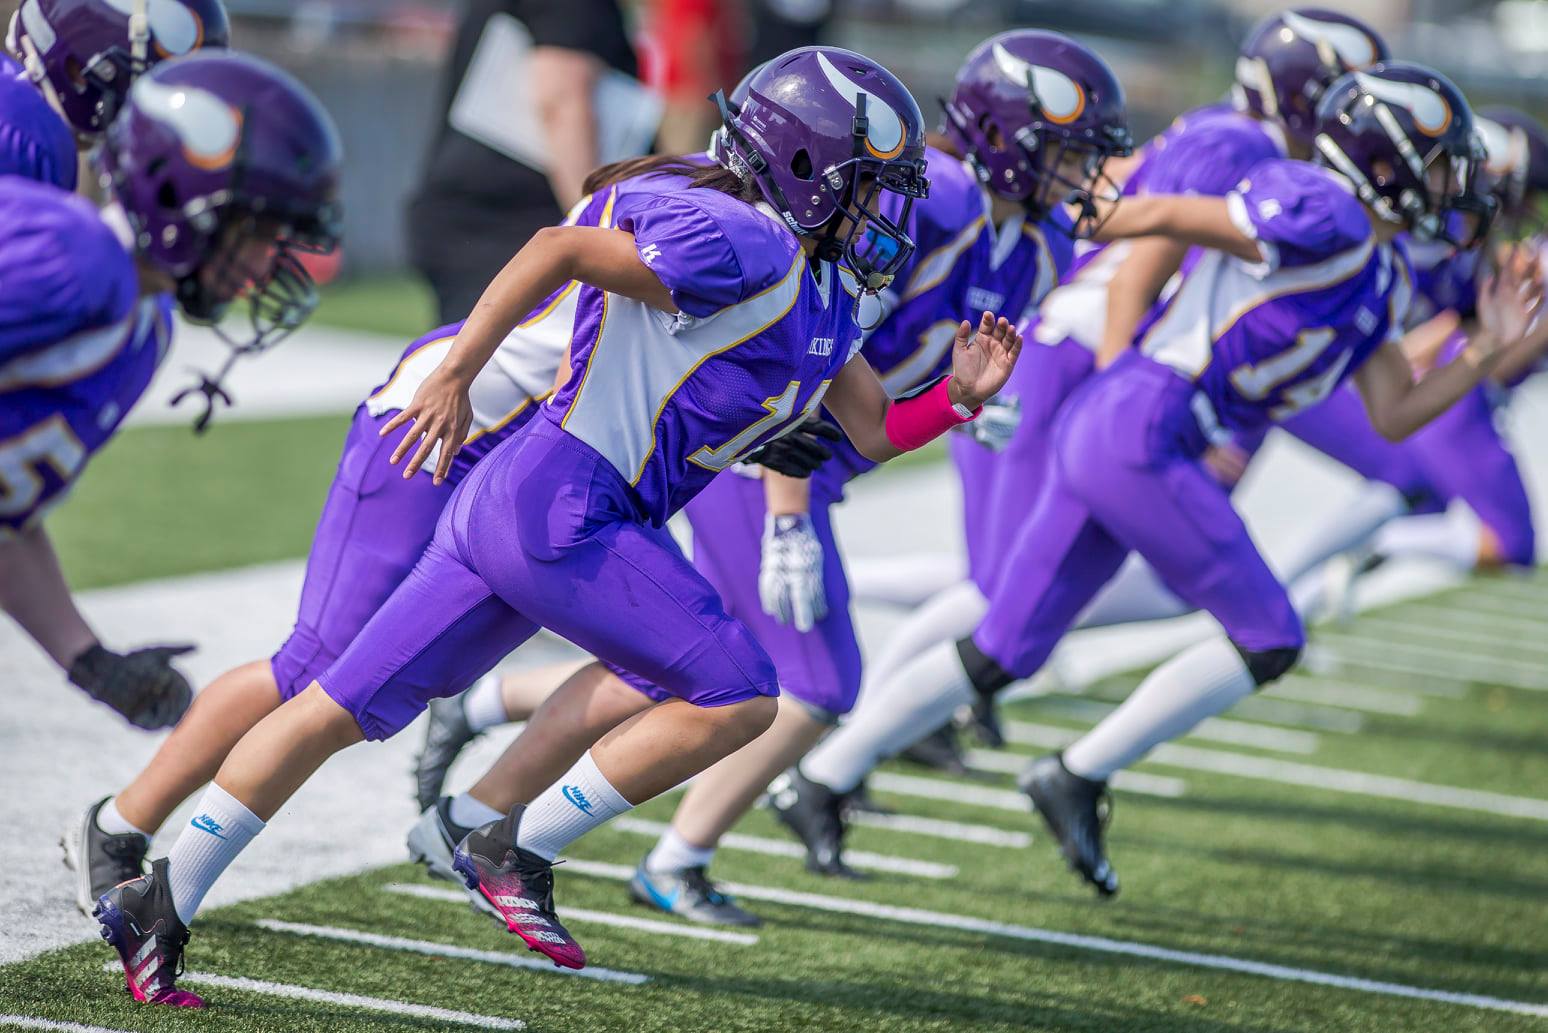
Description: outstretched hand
379,368,475,485
948,312,1023,411
1476,244,1545,355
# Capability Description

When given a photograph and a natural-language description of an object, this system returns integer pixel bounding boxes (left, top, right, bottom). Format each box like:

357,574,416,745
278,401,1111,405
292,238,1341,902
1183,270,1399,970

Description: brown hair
925,131,964,160
581,153,763,204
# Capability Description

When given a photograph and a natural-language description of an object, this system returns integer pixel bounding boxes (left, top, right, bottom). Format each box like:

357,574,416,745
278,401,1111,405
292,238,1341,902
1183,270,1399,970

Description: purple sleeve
612,194,761,318
0,178,136,359
0,78,78,191
1140,121,1281,198
1225,160,1371,275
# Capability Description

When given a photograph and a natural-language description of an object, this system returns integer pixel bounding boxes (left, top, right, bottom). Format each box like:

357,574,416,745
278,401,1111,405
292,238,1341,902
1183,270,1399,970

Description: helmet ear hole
156,179,178,211
791,148,813,180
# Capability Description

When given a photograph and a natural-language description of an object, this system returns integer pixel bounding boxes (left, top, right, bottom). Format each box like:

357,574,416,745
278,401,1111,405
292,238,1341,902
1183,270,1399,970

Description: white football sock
1072,559,1189,629
860,580,987,699
847,553,965,608
1062,636,1256,782
166,783,265,925
449,792,504,830
516,751,632,861
1372,508,1482,570
96,797,151,840
645,826,717,874
461,673,509,733
803,640,976,794
1277,483,1406,583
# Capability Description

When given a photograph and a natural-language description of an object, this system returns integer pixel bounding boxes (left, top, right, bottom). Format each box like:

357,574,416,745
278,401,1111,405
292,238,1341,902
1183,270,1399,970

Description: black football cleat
414,694,482,814
1019,753,1118,896
967,692,1005,748
767,768,862,879
63,797,149,917
840,779,894,818
94,858,204,1007
899,724,969,774
453,805,586,969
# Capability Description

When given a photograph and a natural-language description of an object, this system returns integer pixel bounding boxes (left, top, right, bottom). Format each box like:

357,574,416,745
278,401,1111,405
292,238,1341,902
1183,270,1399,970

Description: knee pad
1234,643,1302,687
956,636,1016,698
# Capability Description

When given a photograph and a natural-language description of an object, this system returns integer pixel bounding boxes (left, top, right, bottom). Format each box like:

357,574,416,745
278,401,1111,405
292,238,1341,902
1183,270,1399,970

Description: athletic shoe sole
60,808,98,918
451,850,584,969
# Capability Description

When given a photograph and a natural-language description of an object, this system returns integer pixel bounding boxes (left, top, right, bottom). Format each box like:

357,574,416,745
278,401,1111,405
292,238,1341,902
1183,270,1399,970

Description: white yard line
254,918,649,984
869,769,1186,809
977,727,1548,821
612,817,957,880
1307,650,1478,695
384,883,758,946
0,1018,138,1033
1453,579,1548,605
1390,602,1548,638
97,965,527,1028
846,811,1032,849
1225,694,1366,733
558,860,1548,1019
1315,633,1548,691
1354,615,1548,658
1441,591,1548,622
1010,712,1320,755
1265,677,1424,716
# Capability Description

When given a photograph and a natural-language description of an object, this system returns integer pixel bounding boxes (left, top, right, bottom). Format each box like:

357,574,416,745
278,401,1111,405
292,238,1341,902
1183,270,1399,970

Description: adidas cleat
629,856,762,927
1019,753,1119,897
63,797,149,917
900,724,968,774
452,805,586,969
767,768,861,879
94,858,204,1007
414,694,482,813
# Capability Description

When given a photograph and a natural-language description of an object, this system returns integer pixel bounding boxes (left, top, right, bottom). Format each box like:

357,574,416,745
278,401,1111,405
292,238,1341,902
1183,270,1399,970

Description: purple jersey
0,179,173,533
1404,239,1479,328
1037,104,1287,352
0,64,77,190
546,174,860,525
1135,159,1407,434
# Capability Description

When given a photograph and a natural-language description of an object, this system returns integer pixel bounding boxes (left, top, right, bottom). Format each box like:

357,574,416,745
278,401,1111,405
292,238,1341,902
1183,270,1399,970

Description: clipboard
448,11,662,173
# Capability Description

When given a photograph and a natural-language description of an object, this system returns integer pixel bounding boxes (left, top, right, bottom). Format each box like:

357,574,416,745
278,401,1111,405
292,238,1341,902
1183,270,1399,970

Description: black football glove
744,418,843,478
68,643,196,730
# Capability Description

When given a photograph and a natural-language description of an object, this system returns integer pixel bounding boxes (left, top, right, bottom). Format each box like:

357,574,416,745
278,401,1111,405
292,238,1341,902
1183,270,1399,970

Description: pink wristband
884,376,979,451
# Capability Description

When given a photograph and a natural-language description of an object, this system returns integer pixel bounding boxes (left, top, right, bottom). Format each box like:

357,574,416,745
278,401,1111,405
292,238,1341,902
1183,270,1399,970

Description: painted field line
1453,579,1548,605
256,918,650,983
1308,651,1477,695
559,860,1548,1019
614,817,956,879
1438,590,1548,622
97,965,525,1028
847,810,1032,848
1226,694,1366,733
384,882,757,946
1355,615,1548,658
0,1017,136,1033
1015,708,1320,755
986,724,1548,821
1266,677,1423,716
1393,602,1547,638
870,768,1186,809
1316,633,1548,691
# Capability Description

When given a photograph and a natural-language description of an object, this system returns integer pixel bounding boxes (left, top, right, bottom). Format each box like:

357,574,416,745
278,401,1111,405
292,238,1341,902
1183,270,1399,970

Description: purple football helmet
1314,62,1492,248
714,46,929,292
944,30,1132,235
6,0,229,136
1233,8,1388,149
1477,107,1548,232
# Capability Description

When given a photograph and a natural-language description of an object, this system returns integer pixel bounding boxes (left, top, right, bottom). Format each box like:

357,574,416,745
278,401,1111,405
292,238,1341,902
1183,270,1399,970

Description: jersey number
689,380,831,472
0,415,86,518
1228,327,1350,418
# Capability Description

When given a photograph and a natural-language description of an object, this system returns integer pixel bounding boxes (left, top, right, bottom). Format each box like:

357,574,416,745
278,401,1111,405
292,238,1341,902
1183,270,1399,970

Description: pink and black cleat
94,858,204,1007
452,805,586,970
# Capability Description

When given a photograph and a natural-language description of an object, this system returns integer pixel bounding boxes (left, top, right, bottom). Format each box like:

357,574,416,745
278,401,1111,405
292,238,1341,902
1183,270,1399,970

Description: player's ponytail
582,154,763,203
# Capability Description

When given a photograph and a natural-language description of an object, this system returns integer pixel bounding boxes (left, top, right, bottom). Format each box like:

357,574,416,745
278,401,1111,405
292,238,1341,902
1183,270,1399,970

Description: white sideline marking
870,769,1186,809
981,726,1548,821
1393,602,1548,638
1226,694,1366,733
0,1017,137,1033
97,965,526,1028
1308,649,1476,695
1266,677,1423,716
383,883,758,946
847,810,1032,849
1454,580,1548,605
1011,712,1319,755
1317,633,1548,691
1356,615,1548,658
255,918,650,984
1436,591,1548,622
557,860,1548,1019
613,817,958,879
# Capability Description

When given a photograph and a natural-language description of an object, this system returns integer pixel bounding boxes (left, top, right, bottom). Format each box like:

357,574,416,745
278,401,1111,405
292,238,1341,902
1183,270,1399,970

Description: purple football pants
974,353,1304,678
317,418,779,740
678,467,861,720
1278,385,1438,506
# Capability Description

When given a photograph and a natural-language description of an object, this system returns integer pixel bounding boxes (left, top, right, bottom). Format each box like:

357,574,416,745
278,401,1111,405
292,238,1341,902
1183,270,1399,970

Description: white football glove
952,395,1022,452
759,513,827,632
